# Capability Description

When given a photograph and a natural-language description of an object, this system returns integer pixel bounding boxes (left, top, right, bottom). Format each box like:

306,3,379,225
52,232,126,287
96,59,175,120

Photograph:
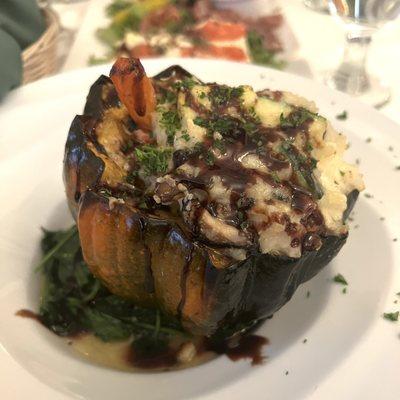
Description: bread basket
22,7,60,84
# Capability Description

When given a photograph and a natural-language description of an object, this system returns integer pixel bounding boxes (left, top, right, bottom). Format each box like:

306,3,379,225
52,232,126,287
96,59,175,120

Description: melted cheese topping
144,79,364,258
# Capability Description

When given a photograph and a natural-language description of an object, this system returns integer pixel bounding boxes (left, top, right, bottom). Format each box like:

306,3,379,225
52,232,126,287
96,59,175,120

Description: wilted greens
37,226,186,347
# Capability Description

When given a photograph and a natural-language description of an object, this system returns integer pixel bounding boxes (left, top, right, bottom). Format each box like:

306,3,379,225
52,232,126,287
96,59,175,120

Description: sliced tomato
194,19,246,41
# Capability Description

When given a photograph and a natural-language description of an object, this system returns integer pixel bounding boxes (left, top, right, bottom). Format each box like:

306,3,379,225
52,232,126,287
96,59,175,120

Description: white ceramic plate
0,59,399,400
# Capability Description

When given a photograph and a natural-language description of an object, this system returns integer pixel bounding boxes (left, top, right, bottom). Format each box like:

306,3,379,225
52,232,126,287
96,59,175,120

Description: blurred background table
54,0,400,124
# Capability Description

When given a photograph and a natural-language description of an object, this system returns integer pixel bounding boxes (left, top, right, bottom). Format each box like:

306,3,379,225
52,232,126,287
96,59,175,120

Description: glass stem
332,31,372,95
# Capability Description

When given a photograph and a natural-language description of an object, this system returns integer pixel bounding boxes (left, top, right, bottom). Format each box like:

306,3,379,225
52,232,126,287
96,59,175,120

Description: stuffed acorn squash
64,58,364,337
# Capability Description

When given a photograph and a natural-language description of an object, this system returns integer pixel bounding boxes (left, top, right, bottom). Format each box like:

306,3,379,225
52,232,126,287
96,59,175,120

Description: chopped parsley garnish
364,193,373,198
342,287,347,294
366,137,372,143
213,139,226,153
247,30,285,69
211,117,238,135
193,116,207,128
181,131,191,142
336,110,348,120
194,115,246,141
210,85,244,107
271,172,281,184
204,151,215,166
159,88,176,104
305,142,313,152
303,338,308,343
280,108,315,129
306,290,311,298
199,91,207,99
339,170,345,176
135,146,172,175
383,311,399,322
173,78,197,91
280,140,322,198
160,110,181,144
243,120,259,136
240,221,250,229
333,273,348,285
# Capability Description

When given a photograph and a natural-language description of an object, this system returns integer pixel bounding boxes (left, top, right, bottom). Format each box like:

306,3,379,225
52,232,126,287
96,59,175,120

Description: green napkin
0,0,46,99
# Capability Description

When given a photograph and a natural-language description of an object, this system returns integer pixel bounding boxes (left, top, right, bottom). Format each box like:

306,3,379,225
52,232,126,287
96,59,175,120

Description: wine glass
326,0,400,107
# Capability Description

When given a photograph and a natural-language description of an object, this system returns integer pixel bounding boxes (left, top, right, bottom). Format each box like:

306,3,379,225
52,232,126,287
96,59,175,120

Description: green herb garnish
160,110,181,144
280,108,315,129
204,151,215,166
336,110,348,120
193,116,207,128
213,139,226,153
271,172,281,184
181,131,191,142
279,140,322,198
383,312,399,322
210,85,244,107
159,88,177,104
333,273,348,285
305,142,313,152
135,145,172,175
173,78,198,91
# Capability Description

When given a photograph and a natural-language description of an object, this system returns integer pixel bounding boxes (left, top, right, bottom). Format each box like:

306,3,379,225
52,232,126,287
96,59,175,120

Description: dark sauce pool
16,309,269,371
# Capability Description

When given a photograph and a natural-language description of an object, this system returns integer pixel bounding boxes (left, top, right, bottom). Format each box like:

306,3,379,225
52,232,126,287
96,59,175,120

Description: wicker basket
22,7,60,85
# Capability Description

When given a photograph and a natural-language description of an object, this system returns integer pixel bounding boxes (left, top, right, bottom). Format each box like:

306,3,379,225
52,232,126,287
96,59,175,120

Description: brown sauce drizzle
208,334,269,366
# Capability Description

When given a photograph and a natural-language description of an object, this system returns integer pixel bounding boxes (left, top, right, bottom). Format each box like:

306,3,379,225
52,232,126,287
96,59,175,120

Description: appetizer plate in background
0,59,399,400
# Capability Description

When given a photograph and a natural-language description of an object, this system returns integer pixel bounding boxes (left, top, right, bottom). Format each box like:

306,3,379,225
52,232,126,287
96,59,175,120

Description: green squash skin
63,115,105,218
64,70,359,338
196,191,358,337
